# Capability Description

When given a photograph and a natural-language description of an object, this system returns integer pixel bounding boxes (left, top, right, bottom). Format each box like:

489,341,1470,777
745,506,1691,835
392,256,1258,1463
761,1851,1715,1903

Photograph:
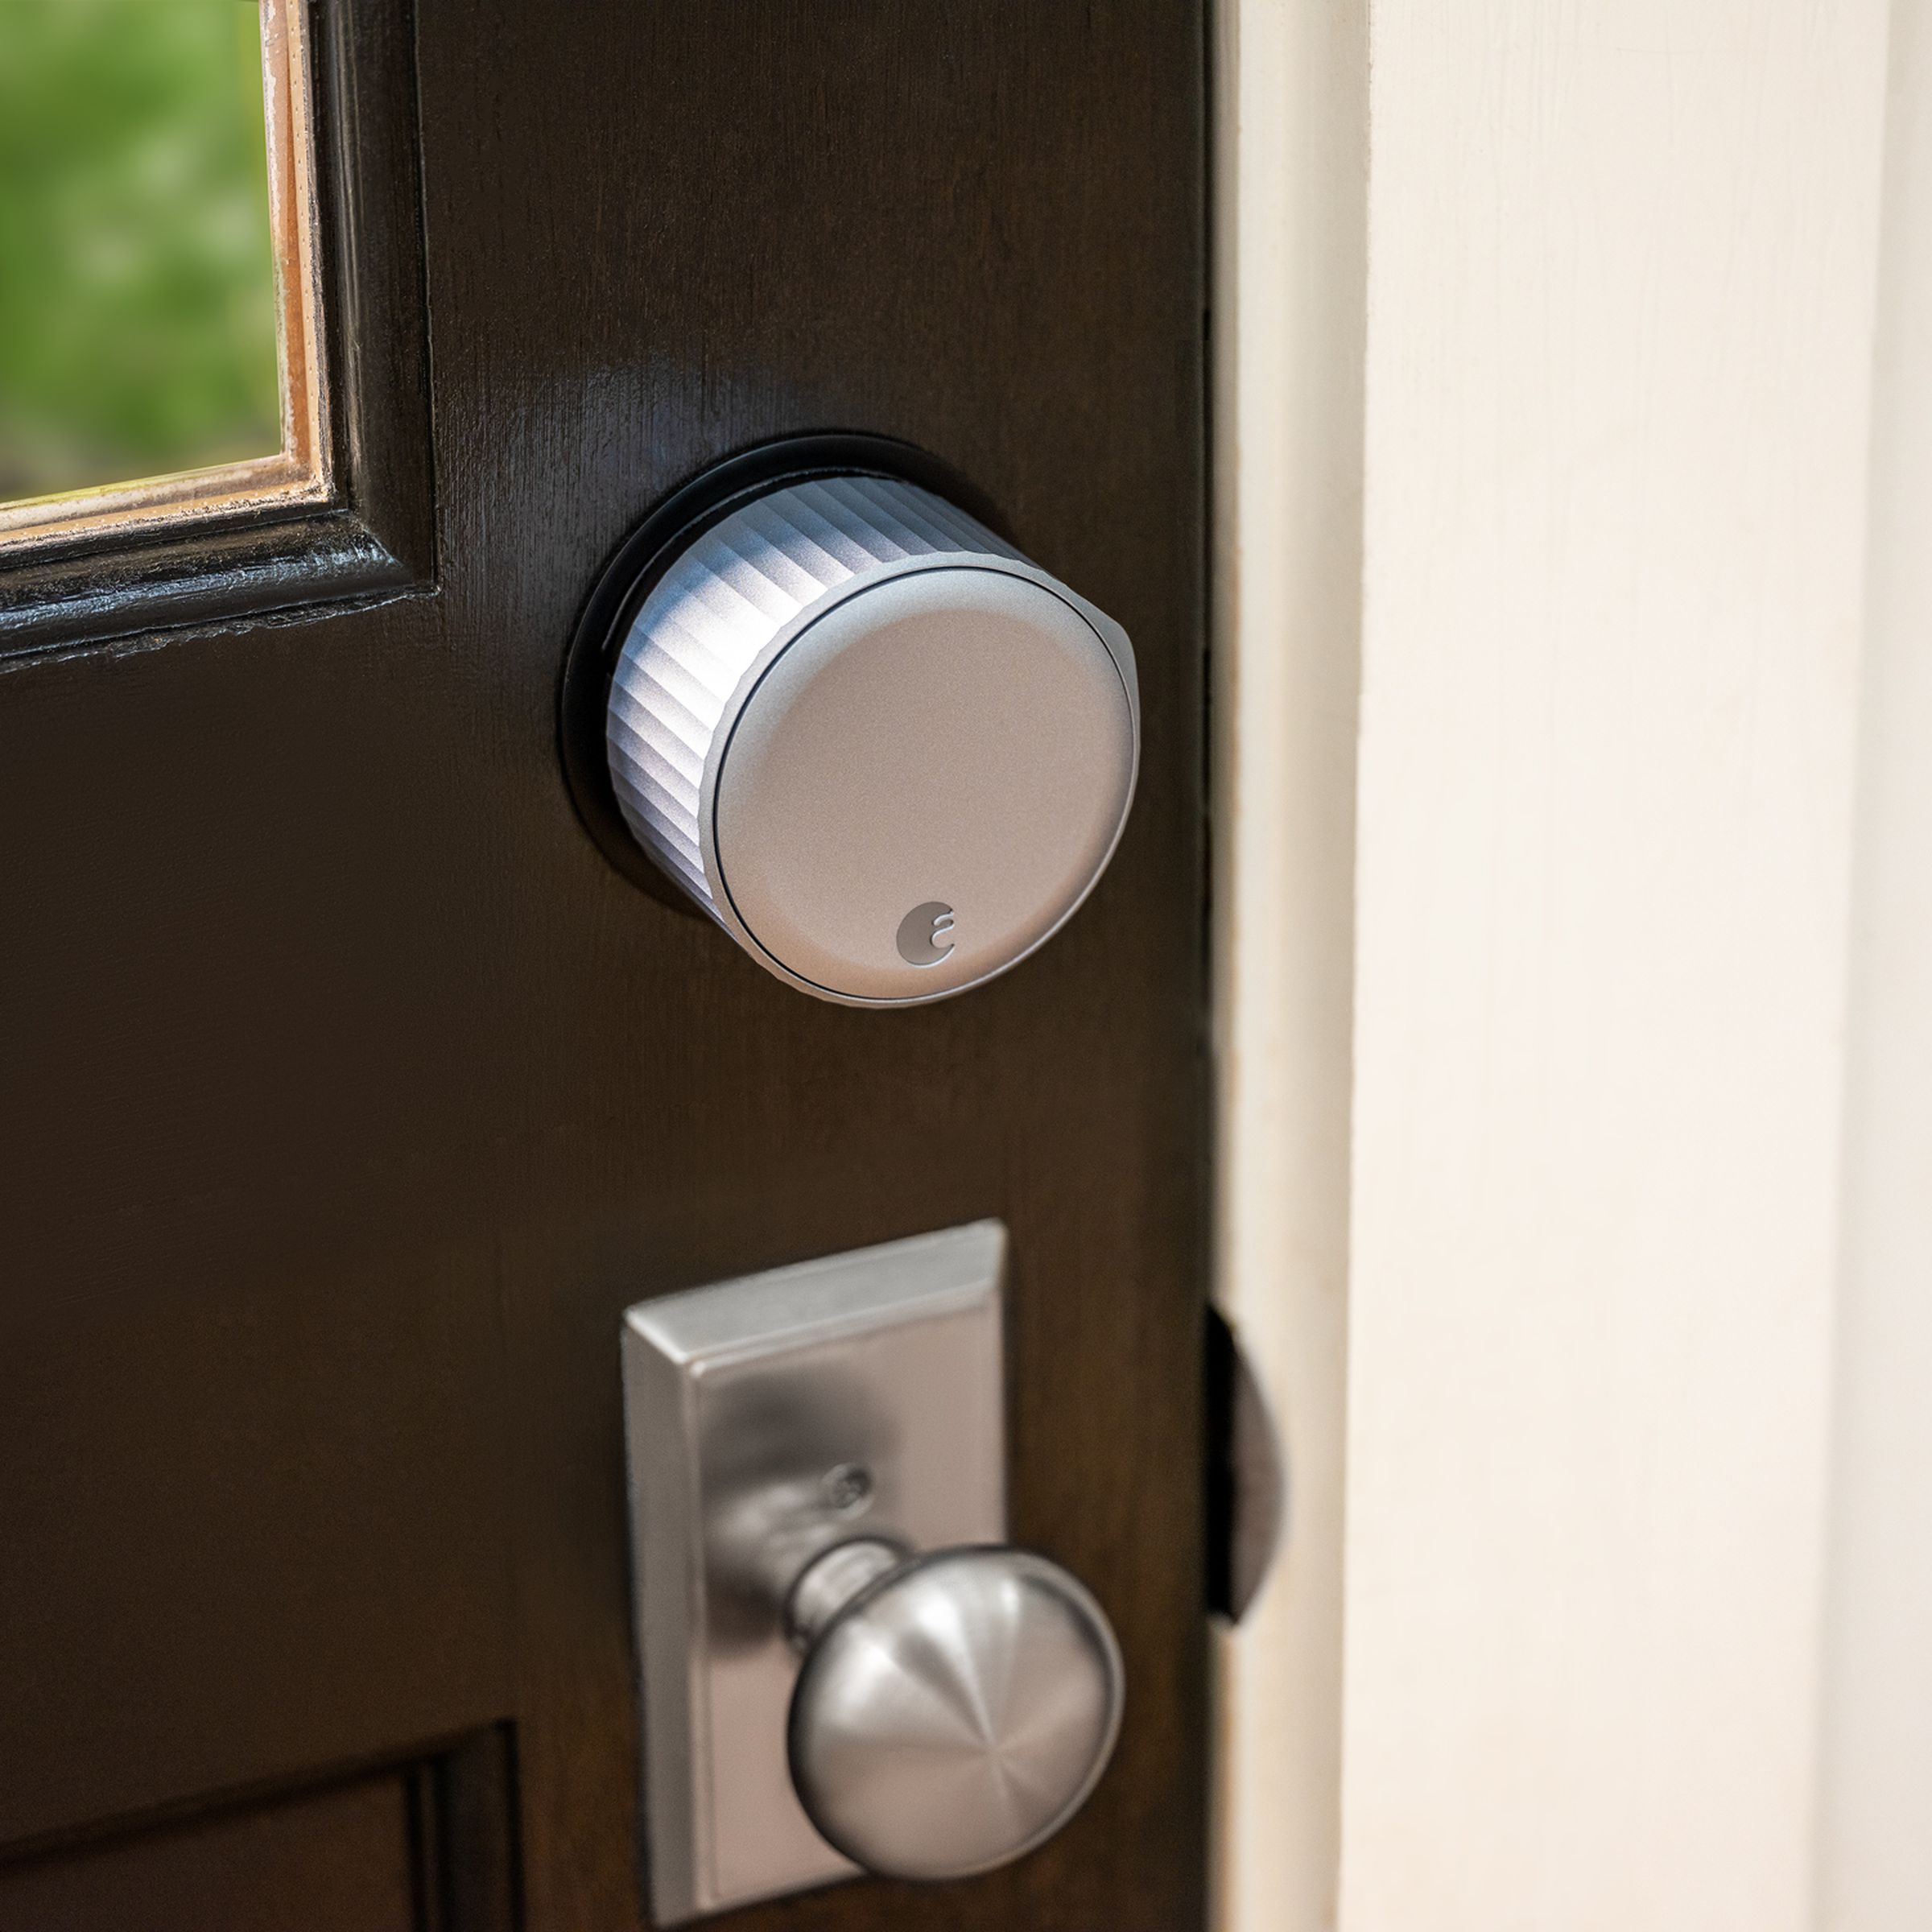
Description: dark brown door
0,5,1207,1928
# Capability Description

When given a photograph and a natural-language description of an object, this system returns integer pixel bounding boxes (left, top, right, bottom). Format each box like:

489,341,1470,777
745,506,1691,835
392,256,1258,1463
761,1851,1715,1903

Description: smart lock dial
600,466,1138,1005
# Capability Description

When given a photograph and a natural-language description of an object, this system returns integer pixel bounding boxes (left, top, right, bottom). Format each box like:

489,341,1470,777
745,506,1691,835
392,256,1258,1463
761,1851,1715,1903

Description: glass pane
0,0,282,507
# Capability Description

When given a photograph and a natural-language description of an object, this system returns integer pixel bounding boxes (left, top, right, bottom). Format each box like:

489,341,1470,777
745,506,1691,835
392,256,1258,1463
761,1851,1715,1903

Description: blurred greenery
0,0,280,505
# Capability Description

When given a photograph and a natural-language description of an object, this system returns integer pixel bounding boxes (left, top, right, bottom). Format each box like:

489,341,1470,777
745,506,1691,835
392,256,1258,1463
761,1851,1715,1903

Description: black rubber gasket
557,431,1012,911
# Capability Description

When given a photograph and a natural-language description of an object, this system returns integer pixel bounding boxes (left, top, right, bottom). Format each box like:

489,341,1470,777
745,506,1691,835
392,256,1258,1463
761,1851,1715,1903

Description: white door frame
1214,5,1895,1928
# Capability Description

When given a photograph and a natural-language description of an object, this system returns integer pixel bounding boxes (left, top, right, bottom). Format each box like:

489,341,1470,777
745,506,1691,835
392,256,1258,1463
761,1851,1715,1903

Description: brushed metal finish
621,1224,1007,1923
604,472,1138,1005
606,475,1019,911
786,1544,1125,1883
785,1537,906,1649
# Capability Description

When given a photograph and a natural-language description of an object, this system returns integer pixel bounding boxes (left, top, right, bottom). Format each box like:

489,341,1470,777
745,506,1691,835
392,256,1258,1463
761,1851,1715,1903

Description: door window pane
0,0,321,539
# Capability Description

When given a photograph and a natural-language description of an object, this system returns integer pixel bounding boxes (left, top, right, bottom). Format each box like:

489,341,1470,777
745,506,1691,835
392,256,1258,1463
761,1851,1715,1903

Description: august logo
897,902,956,968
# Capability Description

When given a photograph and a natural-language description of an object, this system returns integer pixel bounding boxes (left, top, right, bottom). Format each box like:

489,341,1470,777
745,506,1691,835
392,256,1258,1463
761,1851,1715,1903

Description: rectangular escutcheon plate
621,1220,1007,1924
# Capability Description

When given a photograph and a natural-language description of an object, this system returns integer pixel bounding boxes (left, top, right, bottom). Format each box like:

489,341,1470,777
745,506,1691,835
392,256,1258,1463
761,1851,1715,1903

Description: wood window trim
0,0,435,660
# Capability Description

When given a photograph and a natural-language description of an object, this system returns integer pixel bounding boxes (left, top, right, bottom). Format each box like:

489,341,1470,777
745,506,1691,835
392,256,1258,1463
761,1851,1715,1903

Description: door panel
0,1772,419,1932
0,5,1207,1927
0,1736,516,1932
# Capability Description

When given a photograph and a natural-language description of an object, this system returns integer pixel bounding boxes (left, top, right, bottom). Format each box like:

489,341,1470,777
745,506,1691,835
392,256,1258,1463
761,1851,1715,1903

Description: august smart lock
561,437,1139,1005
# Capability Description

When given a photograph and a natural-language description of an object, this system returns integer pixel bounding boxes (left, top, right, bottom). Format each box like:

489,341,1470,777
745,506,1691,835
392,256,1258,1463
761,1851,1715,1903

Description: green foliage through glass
0,0,280,506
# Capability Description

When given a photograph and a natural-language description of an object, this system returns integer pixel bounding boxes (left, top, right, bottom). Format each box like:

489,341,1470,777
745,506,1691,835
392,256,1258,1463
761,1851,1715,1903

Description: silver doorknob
782,1537,1125,1882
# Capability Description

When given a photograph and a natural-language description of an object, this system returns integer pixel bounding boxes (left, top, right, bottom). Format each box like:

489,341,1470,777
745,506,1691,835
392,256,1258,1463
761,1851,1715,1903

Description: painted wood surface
1211,3,1364,1930
1340,5,1889,1929
0,6,1210,1928
1818,5,1932,1925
